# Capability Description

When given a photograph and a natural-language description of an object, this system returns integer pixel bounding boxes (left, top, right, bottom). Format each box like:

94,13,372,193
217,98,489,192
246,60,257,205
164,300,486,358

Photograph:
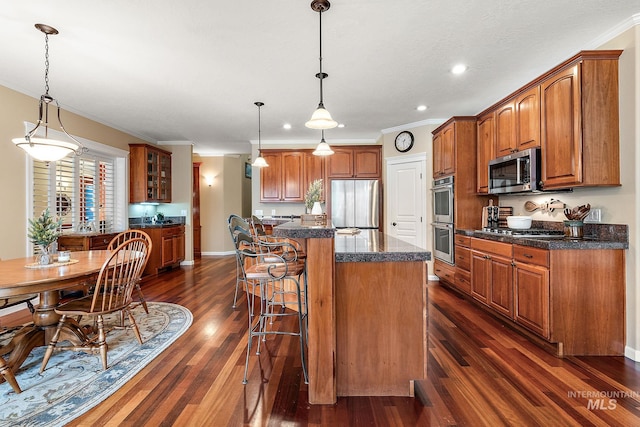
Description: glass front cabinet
129,144,172,203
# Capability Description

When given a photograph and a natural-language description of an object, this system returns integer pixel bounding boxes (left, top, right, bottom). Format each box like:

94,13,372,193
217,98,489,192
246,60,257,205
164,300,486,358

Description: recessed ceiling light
416,105,427,111
337,123,345,128
283,123,292,130
451,64,467,75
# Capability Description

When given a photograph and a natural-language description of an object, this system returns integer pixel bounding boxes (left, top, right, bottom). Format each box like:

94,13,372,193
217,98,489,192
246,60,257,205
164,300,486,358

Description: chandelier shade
313,130,334,156
251,101,269,168
306,0,338,131
305,103,337,130
13,24,86,163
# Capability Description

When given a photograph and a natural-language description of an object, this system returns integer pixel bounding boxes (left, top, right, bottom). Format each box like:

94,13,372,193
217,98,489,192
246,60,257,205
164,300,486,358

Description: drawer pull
523,253,533,258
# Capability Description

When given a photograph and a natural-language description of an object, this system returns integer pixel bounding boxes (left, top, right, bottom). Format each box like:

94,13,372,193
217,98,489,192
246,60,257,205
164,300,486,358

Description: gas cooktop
478,227,564,238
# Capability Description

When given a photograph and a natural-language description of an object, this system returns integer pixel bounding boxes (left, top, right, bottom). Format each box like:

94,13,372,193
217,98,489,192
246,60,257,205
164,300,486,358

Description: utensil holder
563,220,584,239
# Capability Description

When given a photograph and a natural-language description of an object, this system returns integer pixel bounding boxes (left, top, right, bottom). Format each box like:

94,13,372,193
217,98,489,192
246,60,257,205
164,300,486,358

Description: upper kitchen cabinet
476,112,495,193
260,150,305,202
129,144,172,203
304,152,326,202
327,146,381,179
515,85,541,152
541,51,621,190
495,100,516,158
432,117,490,229
432,123,455,178
493,86,541,158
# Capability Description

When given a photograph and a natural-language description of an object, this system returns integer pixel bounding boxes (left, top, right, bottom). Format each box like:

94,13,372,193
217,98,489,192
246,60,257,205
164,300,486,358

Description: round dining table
0,250,112,393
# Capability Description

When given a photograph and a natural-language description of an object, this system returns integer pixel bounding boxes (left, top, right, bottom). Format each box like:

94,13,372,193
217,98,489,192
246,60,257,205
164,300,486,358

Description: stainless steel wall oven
432,176,454,264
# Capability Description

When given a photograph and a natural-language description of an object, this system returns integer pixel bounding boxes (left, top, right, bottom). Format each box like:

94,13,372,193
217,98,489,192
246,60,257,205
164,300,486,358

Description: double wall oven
432,176,454,264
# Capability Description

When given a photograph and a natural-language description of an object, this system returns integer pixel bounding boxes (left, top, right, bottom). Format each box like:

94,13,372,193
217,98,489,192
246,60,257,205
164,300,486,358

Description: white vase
38,244,53,265
311,201,323,215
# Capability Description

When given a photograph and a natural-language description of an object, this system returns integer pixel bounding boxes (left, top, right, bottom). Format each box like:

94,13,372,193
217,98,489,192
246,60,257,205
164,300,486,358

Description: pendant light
251,102,268,168
13,24,87,163
313,129,334,156
305,0,338,130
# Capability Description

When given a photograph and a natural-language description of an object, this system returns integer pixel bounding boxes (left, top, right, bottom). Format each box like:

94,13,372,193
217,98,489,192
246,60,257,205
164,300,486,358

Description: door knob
392,222,397,226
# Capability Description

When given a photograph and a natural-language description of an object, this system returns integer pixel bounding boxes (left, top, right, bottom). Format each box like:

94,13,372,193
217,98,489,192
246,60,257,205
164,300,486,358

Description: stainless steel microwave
488,148,541,194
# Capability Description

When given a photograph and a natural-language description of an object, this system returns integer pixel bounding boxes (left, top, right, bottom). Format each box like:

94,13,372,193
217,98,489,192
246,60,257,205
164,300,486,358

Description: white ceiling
1,1,638,155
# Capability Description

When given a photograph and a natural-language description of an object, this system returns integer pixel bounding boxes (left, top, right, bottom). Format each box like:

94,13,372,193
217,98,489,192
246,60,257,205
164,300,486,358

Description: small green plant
305,179,323,211
28,208,63,247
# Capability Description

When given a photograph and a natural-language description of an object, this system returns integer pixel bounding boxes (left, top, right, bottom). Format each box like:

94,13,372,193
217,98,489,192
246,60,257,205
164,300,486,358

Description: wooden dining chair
39,236,151,372
107,229,153,315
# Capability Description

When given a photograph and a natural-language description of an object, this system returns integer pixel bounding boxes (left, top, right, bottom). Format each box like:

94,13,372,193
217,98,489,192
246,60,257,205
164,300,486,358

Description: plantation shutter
32,153,116,252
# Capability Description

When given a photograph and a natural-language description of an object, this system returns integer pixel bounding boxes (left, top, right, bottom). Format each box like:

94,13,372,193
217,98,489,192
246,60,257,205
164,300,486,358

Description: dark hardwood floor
2,256,640,426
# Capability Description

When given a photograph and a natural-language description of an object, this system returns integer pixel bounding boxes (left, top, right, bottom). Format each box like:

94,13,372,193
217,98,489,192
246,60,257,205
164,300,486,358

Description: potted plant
28,208,63,265
305,179,324,214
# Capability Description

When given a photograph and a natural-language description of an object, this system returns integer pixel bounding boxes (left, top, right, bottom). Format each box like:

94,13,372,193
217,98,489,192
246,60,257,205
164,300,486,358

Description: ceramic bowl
506,215,532,229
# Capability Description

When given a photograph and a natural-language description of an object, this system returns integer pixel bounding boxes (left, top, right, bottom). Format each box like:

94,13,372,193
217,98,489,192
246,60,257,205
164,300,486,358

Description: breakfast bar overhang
274,221,430,404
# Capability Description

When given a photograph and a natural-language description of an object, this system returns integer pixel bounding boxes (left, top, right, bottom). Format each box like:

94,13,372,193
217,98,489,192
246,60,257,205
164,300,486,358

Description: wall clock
394,131,414,152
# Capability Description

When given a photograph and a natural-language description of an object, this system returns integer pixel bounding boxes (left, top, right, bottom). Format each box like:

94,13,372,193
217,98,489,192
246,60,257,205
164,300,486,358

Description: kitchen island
273,221,430,403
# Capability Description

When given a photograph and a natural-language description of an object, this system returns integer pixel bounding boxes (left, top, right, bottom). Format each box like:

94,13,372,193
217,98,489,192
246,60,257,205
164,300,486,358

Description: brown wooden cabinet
515,85,541,151
141,225,185,276
470,238,513,317
304,152,326,202
513,245,550,339
495,100,516,158
452,237,625,356
192,162,201,258
434,259,455,287
540,51,621,190
327,146,381,179
453,235,471,295
432,123,455,178
432,117,491,230
260,150,305,202
58,232,119,252
129,144,172,203
476,112,495,193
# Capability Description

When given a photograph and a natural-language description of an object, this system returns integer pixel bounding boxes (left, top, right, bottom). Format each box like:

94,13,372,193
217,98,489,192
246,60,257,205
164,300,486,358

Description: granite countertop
273,221,431,262
272,219,336,239
131,222,185,229
335,229,431,263
458,223,629,250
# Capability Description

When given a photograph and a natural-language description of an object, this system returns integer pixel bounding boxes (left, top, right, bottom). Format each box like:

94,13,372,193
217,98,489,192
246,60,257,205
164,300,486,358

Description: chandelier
251,102,268,168
13,24,87,163
313,130,334,156
305,0,338,130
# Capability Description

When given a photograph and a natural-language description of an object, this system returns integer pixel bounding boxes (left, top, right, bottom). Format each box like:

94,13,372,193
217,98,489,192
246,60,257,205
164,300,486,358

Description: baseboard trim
201,251,234,256
625,346,640,362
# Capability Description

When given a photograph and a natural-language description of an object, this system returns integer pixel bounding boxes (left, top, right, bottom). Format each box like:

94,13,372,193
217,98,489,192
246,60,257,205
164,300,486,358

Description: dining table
0,250,112,393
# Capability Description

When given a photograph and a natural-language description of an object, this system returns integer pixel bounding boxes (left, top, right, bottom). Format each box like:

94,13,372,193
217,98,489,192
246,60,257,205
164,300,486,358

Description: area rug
0,302,192,426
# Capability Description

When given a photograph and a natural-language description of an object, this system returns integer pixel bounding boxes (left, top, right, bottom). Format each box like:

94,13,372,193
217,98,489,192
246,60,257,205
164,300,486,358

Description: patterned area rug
0,302,192,426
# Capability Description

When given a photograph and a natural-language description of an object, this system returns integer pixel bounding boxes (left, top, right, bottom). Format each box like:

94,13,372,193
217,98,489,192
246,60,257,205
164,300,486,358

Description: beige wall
0,85,148,260
198,155,247,254
381,123,442,276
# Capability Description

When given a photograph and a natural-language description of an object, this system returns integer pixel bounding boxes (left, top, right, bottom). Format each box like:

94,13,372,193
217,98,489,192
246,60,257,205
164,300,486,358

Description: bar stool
235,232,308,384
227,214,253,309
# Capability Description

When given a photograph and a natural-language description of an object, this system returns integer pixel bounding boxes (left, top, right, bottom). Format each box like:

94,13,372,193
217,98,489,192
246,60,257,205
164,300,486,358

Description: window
26,125,128,255
33,155,116,234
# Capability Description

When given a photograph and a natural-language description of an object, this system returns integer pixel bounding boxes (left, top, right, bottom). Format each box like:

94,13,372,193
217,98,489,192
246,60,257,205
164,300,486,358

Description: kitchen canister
563,220,584,239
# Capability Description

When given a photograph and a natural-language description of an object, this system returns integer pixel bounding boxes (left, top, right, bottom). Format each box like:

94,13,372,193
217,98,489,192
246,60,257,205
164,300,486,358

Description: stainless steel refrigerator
330,179,379,229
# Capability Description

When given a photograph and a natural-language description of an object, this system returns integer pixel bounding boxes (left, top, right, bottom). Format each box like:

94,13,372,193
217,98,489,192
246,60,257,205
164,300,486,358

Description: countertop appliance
489,148,541,194
331,179,379,229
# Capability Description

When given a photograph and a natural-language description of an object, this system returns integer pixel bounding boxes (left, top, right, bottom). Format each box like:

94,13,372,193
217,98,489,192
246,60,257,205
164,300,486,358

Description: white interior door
386,155,426,249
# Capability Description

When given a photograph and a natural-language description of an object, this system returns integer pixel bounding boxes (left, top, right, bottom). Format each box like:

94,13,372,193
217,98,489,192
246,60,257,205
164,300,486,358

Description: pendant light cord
317,9,324,106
